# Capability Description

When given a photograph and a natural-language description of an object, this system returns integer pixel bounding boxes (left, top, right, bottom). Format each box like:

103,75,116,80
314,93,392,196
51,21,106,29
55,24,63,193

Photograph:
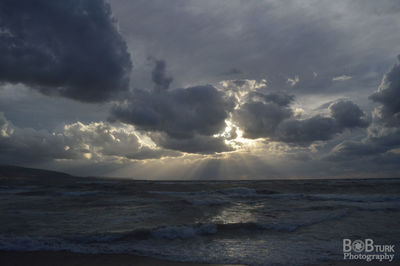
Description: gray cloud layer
0,1,399,178
0,112,179,165
111,0,400,95
0,0,131,102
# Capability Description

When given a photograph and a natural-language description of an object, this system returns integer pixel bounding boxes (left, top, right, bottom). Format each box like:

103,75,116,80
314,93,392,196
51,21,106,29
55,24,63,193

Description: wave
218,211,349,232
0,210,349,266
82,211,349,241
57,191,103,197
305,194,400,203
217,187,258,196
267,193,400,203
151,224,217,239
0,210,349,253
149,190,210,197
0,186,104,197
0,186,39,194
150,187,278,200
148,188,400,205
184,197,229,206
0,209,348,252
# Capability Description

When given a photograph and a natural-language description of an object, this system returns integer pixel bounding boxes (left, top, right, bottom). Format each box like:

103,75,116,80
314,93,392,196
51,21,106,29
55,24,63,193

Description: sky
0,0,400,179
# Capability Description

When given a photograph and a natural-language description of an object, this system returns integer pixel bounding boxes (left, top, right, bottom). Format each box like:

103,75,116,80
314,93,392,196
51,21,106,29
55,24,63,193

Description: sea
0,174,399,265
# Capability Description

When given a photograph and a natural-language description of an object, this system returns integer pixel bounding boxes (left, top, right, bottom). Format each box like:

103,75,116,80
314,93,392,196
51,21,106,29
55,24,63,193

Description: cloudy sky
1,0,400,179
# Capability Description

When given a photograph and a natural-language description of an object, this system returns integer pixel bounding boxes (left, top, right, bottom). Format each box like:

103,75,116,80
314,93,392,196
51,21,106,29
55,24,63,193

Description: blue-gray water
1,175,399,265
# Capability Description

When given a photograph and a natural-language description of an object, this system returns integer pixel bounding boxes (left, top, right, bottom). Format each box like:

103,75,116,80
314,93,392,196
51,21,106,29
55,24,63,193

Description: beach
0,250,247,266
0,250,396,266
1,170,399,266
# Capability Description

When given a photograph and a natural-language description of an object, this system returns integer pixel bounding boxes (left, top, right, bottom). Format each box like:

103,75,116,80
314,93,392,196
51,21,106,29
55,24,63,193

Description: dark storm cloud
110,60,235,153
111,85,234,139
329,100,369,128
110,85,234,152
234,92,368,144
233,100,293,139
329,124,400,161
151,59,173,92
328,56,400,161
0,0,131,102
369,56,400,126
1,0,399,178
276,100,368,145
276,116,339,144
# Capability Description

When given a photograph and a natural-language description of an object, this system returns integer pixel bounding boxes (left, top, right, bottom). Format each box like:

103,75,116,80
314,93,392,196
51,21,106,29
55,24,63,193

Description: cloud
63,121,180,160
233,99,293,139
369,55,400,126
223,79,369,145
111,85,234,139
0,113,11,137
0,113,178,164
287,75,300,86
110,61,235,153
233,91,368,144
220,68,243,76
110,0,400,96
0,0,132,102
248,91,295,107
276,116,339,144
332,75,352,81
0,113,79,163
329,100,369,128
276,100,368,145
367,125,400,148
328,56,400,161
327,140,386,161
150,132,233,154
151,59,173,92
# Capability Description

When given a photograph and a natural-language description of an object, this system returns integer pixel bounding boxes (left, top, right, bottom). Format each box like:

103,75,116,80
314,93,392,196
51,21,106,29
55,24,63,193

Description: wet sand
0,250,245,266
0,251,398,266
316,261,396,266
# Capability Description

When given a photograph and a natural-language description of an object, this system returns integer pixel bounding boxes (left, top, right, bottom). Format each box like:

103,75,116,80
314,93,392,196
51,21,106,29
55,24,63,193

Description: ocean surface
0,174,399,265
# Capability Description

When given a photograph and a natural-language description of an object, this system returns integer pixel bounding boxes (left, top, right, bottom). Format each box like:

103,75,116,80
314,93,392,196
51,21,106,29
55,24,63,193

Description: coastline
316,261,395,266
0,250,397,266
0,250,245,266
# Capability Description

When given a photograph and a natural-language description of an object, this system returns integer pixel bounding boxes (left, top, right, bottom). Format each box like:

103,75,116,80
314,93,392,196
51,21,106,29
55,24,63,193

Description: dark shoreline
0,250,246,266
0,250,396,266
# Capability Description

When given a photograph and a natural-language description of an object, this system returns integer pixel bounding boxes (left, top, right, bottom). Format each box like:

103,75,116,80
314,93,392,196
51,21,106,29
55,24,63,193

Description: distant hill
0,165,72,179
